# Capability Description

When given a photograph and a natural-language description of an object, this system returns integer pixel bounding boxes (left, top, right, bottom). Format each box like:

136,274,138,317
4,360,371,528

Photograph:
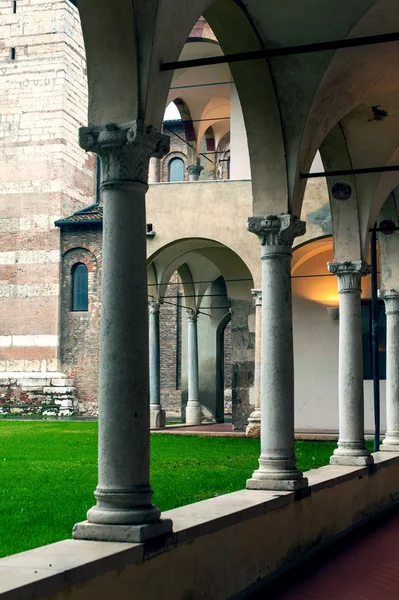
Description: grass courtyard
0,421,361,558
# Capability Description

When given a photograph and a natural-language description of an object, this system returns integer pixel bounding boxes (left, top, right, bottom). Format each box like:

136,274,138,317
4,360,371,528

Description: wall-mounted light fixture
327,306,339,321
146,223,156,238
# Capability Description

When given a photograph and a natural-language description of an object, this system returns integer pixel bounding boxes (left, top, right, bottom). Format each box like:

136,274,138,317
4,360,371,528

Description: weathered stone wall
159,272,182,417
0,0,94,377
0,374,77,417
60,225,101,415
230,300,255,430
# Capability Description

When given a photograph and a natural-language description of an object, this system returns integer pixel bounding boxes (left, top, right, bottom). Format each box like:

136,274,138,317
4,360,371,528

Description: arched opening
71,263,88,312
148,237,255,429
292,237,386,434
168,157,185,182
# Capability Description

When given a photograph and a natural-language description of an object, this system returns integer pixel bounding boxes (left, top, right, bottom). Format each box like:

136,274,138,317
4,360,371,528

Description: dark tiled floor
250,507,399,600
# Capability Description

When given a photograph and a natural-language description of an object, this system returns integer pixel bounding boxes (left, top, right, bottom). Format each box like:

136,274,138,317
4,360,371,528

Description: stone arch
296,2,399,217
203,0,288,214
318,124,363,260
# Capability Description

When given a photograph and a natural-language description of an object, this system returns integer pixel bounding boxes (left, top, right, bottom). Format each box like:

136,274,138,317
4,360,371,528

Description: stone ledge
1,452,399,600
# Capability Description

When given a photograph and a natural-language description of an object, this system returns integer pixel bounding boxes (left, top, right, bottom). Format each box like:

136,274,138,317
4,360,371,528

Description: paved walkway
250,507,399,600
156,423,340,440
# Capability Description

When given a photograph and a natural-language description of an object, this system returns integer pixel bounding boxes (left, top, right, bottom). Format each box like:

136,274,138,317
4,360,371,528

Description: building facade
0,0,391,436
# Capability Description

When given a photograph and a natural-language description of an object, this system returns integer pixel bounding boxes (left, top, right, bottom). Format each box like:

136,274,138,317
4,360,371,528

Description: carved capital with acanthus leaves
247,214,306,256
328,260,371,293
379,289,399,315
251,289,262,306
79,120,170,186
148,299,161,314
186,308,199,322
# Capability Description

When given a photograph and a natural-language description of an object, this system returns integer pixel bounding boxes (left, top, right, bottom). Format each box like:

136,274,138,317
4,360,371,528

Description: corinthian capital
79,120,170,186
148,299,161,313
247,214,306,255
251,289,262,306
186,308,199,322
379,289,399,315
328,260,371,293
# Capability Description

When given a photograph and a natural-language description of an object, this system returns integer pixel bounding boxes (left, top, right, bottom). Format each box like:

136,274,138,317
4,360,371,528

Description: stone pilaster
246,289,262,438
149,299,166,429
328,260,373,466
73,121,172,543
246,215,308,491
380,290,399,451
186,309,202,425
187,164,204,182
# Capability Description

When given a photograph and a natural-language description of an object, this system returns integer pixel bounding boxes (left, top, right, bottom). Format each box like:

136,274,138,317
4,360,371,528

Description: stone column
246,215,308,490
328,260,373,466
149,299,166,429
246,289,262,438
186,309,202,425
380,290,399,451
73,121,172,543
187,164,204,182
148,157,161,183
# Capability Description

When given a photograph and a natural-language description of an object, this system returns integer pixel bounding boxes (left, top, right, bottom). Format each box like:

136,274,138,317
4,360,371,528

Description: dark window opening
10,47,16,60
13,1,17,14
168,157,185,182
362,301,386,380
71,263,89,311
147,223,153,233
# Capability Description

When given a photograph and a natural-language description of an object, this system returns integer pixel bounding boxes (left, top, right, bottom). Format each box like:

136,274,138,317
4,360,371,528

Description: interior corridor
249,506,399,600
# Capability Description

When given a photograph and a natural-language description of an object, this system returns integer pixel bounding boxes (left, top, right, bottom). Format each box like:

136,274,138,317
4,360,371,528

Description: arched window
168,157,185,182
71,263,88,311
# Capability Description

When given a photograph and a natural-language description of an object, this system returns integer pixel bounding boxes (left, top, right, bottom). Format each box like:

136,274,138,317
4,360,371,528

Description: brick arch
161,151,188,183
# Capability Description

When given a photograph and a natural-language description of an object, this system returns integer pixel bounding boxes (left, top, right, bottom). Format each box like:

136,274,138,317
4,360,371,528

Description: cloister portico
3,1,399,598
73,0,399,540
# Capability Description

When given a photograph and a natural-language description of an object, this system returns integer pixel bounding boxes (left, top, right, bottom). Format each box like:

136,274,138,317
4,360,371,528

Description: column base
330,443,373,466
381,433,399,452
150,404,166,429
246,476,308,491
246,457,307,491
186,401,202,425
73,518,173,543
245,411,261,438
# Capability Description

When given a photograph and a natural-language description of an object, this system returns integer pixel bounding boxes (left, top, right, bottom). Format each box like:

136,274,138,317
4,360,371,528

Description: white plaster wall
229,85,251,180
293,292,387,433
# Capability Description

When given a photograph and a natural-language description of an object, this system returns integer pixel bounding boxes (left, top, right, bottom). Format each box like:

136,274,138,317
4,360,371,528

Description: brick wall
159,272,182,417
0,0,95,374
60,224,101,415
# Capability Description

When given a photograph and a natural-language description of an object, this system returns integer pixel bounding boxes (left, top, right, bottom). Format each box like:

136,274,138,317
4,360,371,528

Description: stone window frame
62,247,99,317
71,262,89,312
161,151,188,183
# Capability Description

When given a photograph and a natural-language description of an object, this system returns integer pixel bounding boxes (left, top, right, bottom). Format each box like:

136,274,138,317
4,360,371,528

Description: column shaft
186,310,202,425
73,120,172,543
380,291,399,450
328,261,372,466
246,289,262,437
149,301,165,428
246,214,307,491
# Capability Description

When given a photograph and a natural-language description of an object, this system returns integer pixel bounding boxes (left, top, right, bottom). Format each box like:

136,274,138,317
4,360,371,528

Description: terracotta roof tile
55,204,103,226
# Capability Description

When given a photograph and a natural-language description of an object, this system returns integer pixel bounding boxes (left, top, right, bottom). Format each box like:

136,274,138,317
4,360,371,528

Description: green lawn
0,421,352,558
